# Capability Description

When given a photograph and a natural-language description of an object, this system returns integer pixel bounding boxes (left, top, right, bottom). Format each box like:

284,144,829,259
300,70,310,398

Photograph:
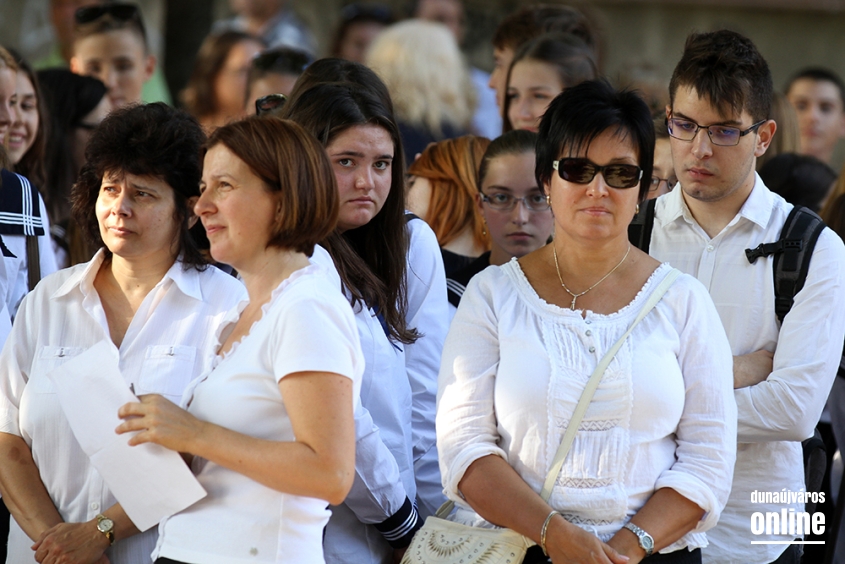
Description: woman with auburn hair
181,30,266,130
366,19,475,164
117,116,363,564
407,135,491,276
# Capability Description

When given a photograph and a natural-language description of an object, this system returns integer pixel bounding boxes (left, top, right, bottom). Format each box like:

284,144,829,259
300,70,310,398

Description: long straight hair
283,81,416,344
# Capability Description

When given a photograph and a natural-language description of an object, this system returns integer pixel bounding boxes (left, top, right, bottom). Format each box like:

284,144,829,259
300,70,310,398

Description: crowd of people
0,1,844,564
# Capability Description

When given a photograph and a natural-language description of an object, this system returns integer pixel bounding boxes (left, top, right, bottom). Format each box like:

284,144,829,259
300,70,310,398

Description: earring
482,220,487,237
635,203,640,215
546,193,551,206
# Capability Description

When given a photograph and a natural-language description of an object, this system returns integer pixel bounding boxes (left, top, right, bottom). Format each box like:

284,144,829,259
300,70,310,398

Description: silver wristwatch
623,522,654,557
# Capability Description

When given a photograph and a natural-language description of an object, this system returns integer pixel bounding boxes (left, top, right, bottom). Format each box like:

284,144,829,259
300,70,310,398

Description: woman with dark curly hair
0,102,246,564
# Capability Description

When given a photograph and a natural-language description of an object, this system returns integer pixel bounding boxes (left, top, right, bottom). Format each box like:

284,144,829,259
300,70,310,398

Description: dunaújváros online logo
749,490,825,544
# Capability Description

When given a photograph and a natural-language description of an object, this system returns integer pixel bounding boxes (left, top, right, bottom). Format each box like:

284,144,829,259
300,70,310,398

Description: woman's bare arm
117,371,356,505
0,432,63,541
458,455,629,564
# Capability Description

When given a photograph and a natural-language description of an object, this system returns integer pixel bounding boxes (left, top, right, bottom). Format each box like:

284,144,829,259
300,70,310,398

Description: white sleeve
403,218,449,516
735,229,845,442
436,272,507,503
654,277,737,532
0,287,38,437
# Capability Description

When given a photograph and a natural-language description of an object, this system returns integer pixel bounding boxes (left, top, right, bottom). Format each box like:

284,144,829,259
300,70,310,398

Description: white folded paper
47,340,207,531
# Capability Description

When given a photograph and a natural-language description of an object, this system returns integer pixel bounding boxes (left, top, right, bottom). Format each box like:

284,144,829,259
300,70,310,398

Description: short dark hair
282,79,416,344
205,117,338,256
503,32,597,132
785,67,845,109
284,57,395,116
181,30,265,119
248,45,311,87
758,153,837,213
73,4,149,52
72,103,207,269
492,4,596,55
536,79,654,202
669,29,772,123
478,129,537,188
330,3,396,58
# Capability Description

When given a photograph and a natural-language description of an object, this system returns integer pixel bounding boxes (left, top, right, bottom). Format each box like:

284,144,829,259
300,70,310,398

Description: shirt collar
658,172,774,230
51,249,204,302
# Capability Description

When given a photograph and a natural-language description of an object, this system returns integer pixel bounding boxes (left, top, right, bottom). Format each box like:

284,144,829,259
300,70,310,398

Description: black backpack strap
744,206,825,323
404,212,420,224
627,198,657,253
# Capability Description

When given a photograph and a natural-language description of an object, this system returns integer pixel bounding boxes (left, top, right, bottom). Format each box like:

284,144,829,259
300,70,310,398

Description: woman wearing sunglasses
437,79,737,564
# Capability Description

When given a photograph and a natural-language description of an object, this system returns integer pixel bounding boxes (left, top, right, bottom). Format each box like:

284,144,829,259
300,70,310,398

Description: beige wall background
2,0,844,166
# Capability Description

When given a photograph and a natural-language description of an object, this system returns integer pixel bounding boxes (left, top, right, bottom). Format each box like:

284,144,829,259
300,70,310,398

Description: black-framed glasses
480,192,550,212
553,158,643,189
75,3,140,24
649,176,677,192
666,117,766,147
255,93,287,116
252,48,313,75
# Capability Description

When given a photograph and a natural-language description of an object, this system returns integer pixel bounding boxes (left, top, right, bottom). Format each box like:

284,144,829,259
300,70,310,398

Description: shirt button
589,346,596,353
585,330,592,336
585,319,592,325
706,245,715,252
90,502,99,511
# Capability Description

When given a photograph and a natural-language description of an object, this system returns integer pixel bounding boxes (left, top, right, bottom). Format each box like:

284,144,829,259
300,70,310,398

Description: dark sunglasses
252,49,313,75
255,93,287,116
552,158,643,189
75,3,140,25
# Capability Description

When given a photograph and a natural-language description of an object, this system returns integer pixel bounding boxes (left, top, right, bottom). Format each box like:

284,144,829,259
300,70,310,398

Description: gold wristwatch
96,514,115,545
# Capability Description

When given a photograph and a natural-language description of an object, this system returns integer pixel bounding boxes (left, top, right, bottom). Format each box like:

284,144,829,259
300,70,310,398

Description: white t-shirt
437,261,737,552
649,175,845,563
154,263,364,564
0,251,246,564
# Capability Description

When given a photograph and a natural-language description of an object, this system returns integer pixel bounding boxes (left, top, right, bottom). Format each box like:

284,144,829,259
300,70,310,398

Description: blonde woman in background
406,135,490,276
366,19,475,164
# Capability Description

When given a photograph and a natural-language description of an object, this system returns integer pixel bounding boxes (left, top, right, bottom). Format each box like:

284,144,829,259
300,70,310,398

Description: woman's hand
545,515,629,564
116,394,206,453
32,521,110,564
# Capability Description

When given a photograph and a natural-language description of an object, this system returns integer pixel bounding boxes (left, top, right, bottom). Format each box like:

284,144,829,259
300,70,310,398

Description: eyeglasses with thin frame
480,191,550,212
649,176,677,192
255,93,287,116
75,3,140,25
553,158,643,189
666,117,766,147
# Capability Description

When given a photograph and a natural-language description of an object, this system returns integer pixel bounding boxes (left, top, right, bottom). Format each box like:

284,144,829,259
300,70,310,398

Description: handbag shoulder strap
540,268,681,501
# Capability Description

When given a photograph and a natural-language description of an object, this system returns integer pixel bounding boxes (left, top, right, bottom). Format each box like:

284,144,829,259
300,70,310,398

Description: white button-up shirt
649,175,845,564
0,250,246,564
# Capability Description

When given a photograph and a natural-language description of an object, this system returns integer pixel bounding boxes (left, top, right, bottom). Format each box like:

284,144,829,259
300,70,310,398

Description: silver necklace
552,243,631,310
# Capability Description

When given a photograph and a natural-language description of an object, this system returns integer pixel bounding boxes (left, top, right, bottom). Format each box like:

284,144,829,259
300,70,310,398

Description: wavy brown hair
407,135,490,249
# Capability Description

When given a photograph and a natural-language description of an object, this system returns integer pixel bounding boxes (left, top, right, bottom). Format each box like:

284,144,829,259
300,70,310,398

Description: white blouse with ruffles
437,260,737,553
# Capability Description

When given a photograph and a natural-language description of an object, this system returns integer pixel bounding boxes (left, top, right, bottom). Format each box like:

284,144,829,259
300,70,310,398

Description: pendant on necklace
570,296,577,310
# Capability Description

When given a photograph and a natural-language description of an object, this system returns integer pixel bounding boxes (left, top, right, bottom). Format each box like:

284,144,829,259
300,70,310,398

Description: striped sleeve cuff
373,497,422,549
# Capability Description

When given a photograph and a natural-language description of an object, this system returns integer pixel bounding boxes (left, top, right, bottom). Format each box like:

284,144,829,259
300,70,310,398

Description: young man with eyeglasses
645,30,845,564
